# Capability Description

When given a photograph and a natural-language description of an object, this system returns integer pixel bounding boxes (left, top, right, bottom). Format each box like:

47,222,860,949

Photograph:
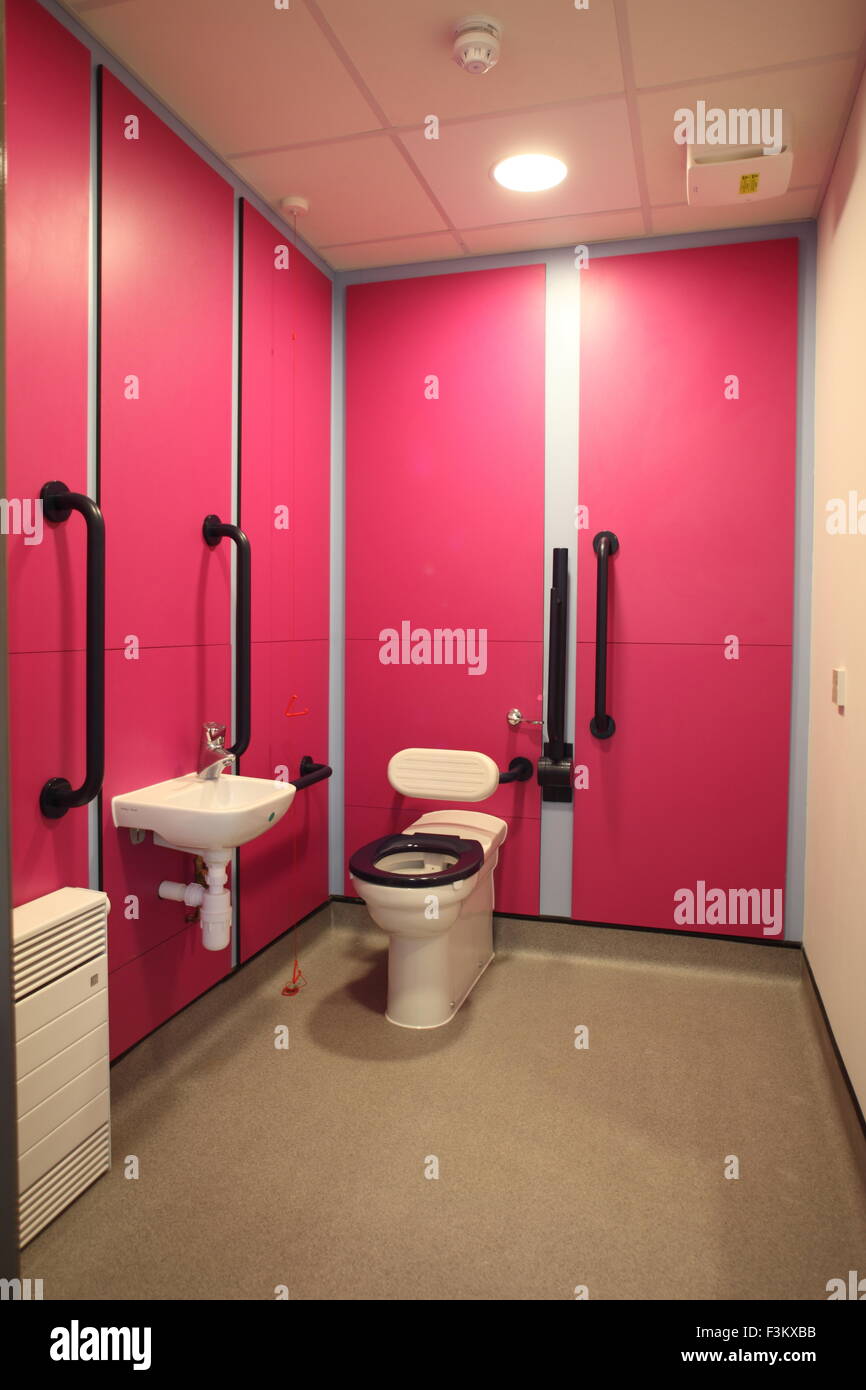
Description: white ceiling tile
65,0,381,151
321,232,464,271
650,186,818,235
316,0,624,125
639,57,858,206
231,134,447,246
460,209,646,255
63,0,850,267
398,100,641,229
626,0,866,89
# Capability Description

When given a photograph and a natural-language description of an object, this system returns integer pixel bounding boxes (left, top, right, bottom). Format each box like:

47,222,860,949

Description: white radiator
13,887,111,1248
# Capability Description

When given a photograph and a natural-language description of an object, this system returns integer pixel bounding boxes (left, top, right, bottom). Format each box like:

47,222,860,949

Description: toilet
349,748,508,1029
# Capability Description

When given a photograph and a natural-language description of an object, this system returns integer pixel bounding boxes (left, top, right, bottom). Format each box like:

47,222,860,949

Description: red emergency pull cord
281,957,306,996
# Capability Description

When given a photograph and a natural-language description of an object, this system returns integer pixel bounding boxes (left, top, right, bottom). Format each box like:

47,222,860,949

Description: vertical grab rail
39,481,106,818
203,515,251,758
589,531,619,740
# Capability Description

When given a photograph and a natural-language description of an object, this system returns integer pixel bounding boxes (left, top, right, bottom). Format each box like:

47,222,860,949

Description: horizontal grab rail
499,757,533,784
291,756,333,791
39,482,105,819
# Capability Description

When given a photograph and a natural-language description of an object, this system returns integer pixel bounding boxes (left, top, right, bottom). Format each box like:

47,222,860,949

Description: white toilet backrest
387,748,499,802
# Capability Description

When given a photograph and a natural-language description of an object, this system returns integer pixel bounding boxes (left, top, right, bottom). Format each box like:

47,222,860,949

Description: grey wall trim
540,257,580,916
787,223,817,944
0,0,21,1279
38,0,333,281
336,221,816,940
328,281,346,892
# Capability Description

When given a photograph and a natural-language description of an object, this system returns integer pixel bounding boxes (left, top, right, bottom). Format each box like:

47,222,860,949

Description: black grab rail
291,756,333,791
538,546,573,801
589,530,619,740
499,757,533,784
203,515,251,758
39,481,105,819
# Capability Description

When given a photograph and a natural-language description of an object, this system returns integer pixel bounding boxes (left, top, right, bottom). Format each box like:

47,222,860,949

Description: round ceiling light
492,153,567,192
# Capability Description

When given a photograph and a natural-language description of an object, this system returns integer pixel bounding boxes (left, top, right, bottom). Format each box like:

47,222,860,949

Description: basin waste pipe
159,849,232,950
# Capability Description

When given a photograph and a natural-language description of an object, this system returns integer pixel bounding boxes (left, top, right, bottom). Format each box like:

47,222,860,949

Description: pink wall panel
5,0,91,906
345,267,545,641
268,638,329,923
100,71,236,1045
291,244,332,642
8,652,89,906
577,239,797,646
108,922,230,1060
344,266,546,916
244,639,274,780
238,203,330,960
240,639,329,961
102,644,231,973
5,14,331,1052
239,776,329,961
572,643,791,936
5,0,90,658
573,239,796,935
240,203,331,645
240,202,295,644
345,638,542,822
100,69,234,652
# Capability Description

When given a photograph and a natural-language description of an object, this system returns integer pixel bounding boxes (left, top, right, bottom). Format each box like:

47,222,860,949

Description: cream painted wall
805,63,866,1111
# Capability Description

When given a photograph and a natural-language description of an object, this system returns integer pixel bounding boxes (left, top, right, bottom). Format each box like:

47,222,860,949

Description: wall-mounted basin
112,773,295,852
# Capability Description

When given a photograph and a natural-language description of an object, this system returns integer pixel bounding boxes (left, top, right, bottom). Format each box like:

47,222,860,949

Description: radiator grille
18,1121,110,1248
13,904,106,1001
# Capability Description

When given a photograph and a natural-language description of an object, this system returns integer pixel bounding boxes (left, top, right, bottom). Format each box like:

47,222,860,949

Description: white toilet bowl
350,808,507,1029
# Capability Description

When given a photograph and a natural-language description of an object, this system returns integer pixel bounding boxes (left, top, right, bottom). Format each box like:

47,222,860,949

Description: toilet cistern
198,720,235,779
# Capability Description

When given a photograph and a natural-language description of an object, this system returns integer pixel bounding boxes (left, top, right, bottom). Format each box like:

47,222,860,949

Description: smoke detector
453,15,502,75
280,195,310,217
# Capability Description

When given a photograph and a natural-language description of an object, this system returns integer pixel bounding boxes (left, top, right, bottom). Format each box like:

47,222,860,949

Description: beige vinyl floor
21,905,866,1301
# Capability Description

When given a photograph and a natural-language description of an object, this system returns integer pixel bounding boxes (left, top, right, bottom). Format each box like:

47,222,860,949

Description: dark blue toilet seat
349,833,484,888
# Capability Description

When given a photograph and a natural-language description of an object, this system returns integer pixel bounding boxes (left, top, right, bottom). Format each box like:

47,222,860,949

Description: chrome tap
198,721,235,780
